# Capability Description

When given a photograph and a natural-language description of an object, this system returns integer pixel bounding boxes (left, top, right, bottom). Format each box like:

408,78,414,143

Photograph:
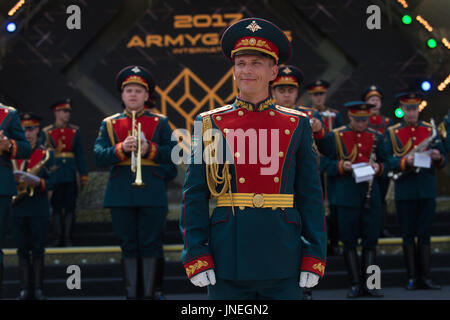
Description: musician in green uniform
180,18,327,300
94,65,176,299
324,101,387,298
362,85,395,238
43,99,89,247
11,113,56,300
386,92,447,290
0,102,31,298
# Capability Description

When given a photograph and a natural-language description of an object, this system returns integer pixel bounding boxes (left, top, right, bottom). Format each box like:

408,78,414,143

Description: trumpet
12,149,50,205
131,110,145,188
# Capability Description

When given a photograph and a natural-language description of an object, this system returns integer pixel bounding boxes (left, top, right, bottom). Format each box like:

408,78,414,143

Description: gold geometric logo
155,67,237,134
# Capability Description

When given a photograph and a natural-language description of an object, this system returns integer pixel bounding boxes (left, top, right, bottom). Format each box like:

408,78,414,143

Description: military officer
324,101,387,298
306,80,344,132
11,112,56,300
362,85,395,238
0,102,31,298
43,99,89,247
94,65,176,299
386,92,447,290
180,18,327,300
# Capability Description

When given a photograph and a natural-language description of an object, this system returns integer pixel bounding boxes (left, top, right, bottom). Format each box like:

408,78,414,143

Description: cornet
131,111,145,188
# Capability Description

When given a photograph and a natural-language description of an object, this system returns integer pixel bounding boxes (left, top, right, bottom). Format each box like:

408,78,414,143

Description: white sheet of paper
352,163,375,183
414,151,431,168
13,170,40,184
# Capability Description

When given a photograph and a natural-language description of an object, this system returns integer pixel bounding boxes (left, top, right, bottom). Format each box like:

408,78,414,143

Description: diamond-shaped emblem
283,67,292,74
131,66,141,73
370,85,377,90
246,20,262,33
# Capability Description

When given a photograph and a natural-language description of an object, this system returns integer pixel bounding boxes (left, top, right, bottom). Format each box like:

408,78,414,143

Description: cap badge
131,66,141,73
246,20,262,33
283,67,292,74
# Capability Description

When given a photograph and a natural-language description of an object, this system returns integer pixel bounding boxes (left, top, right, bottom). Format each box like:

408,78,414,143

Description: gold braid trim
333,128,357,162
388,126,412,157
202,115,234,215
438,121,447,140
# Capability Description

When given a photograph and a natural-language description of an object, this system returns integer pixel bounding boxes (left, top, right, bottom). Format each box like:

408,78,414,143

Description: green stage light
427,38,437,48
395,107,404,118
402,15,412,25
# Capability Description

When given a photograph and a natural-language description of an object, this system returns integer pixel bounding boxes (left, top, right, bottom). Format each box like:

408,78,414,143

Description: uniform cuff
434,155,445,168
40,179,46,192
337,160,346,175
400,157,408,172
146,142,158,161
313,127,325,140
9,139,18,159
376,162,384,176
184,254,215,279
115,142,128,161
301,256,326,278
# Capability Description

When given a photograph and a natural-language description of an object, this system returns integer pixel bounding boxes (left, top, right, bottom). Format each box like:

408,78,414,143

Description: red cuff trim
115,142,128,161
184,255,215,279
377,163,384,176
301,256,326,277
337,160,345,175
147,142,158,160
400,157,407,172
434,155,445,168
9,139,18,159
40,179,46,192
313,127,325,140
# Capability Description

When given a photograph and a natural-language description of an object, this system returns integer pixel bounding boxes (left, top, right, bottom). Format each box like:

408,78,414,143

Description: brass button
273,177,279,183
269,111,275,116
284,129,290,135
290,117,296,122
358,153,362,157
238,111,244,116
358,143,362,147
112,120,116,124
279,151,284,158
216,116,222,121
413,137,416,140
272,207,278,211
252,194,264,208
154,117,159,121
411,127,415,131
239,177,245,184
357,133,361,137
239,206,245,211
235,152,240,158
224,128,229,134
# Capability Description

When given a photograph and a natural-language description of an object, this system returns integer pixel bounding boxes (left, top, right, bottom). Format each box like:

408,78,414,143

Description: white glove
190,269,216,287
299,272,320,288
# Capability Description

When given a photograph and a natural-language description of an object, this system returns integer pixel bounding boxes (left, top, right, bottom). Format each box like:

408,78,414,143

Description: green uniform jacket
0,104,32,196
11,146,56,217
322,125,388,208
180,98,327,282
93,109,176,208
43,124,89,183
386,121,447,200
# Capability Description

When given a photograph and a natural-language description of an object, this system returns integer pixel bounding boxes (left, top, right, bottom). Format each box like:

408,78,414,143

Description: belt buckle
252,194,264,208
